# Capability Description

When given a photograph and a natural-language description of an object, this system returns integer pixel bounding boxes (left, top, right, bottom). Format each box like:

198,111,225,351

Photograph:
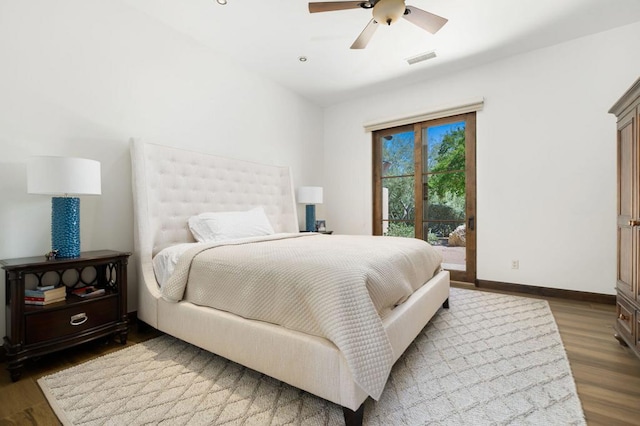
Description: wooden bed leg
342,403,364,426
442,298,450,309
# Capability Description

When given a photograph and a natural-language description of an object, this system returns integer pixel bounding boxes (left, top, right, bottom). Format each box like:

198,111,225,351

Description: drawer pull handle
70,313,88,326
618,313,628,321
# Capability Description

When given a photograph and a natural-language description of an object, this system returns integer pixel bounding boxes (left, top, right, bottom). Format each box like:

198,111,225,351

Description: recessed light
298,56,308,62
216,0,227,5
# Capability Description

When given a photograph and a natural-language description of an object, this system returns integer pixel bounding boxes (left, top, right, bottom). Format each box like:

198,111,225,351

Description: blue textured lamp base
51,197,81,258
305,204,316,232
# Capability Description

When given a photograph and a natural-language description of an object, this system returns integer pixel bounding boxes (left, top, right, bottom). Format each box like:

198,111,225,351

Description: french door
373,112,476,283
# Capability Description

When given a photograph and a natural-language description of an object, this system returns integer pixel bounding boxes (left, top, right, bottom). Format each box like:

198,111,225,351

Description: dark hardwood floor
548,298,640,425
0,288,638,425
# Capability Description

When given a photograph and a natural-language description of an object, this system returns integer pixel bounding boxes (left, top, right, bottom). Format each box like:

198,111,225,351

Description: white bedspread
162,233,442,399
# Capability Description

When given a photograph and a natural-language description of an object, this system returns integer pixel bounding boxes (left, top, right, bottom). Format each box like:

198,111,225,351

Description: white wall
323,21,640,295
0,0,324,334
0,2,636,346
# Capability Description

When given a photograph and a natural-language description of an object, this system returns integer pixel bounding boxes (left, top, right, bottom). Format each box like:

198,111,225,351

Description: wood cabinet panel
619,227,634,297
636,312,640,353
611,77,640,360
619,124,633,217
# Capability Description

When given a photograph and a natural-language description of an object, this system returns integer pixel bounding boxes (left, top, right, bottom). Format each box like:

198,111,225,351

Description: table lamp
27,156,101,258
296,186,323,232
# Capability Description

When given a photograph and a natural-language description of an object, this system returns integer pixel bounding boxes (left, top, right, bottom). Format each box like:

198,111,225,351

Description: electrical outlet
511,260,519,270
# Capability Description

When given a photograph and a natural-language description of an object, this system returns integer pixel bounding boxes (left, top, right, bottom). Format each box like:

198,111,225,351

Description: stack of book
24,285,67,305
71,286,106,298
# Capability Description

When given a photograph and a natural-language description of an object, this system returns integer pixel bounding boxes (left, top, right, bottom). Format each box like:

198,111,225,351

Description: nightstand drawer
25,296,118,344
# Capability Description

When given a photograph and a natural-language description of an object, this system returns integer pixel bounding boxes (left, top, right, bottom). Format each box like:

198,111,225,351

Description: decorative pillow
188,207,275,243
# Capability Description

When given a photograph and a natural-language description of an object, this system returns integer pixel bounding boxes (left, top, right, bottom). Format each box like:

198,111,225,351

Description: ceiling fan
308,0,448,49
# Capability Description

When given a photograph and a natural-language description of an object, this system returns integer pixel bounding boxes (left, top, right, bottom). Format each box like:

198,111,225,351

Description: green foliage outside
387,222,414,238
428,127,466,198
383,132,415,222
383,125,465,239
385,222,443,245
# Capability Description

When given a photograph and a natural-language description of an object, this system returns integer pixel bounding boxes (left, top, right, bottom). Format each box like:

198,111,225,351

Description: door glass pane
379,129,416,237
423,173,466,221
424,122,465,173
423,221,466,271
382,131,415,177
382,176,415,221
423,121,467,274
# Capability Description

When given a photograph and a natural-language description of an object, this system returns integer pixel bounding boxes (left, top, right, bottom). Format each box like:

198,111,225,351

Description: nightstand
1,250,130,381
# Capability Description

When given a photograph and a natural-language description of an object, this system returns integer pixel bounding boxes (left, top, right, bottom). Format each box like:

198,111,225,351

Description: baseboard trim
476,280,616,305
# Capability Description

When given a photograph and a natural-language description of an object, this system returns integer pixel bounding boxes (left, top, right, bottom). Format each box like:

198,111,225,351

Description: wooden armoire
610,77,640,358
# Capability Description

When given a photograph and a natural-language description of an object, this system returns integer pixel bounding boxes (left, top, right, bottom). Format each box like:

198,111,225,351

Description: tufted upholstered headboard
131,140,298,327
130,139,299,325
131,139,298,256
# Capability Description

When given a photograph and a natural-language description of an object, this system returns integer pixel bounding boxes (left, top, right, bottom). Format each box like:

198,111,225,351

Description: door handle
468,216,475,231
628,219,640,227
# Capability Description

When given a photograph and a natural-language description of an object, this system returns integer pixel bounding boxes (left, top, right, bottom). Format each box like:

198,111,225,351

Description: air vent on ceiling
406,51,436,65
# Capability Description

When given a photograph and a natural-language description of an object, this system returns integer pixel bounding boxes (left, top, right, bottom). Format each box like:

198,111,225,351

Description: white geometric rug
38,288,586,425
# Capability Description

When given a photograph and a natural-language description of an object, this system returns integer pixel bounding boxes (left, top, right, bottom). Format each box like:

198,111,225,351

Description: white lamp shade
296,186,323,204
27,156,101,195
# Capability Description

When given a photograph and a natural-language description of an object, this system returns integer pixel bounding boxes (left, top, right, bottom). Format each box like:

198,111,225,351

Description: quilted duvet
162,233,442,399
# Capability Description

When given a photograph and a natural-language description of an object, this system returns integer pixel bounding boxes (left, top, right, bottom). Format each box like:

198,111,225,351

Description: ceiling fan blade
403,5,448,34
309,1,366,13
350,18,378,49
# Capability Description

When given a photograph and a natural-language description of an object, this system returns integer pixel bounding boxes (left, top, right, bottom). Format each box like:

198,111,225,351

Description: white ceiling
123,0,640,106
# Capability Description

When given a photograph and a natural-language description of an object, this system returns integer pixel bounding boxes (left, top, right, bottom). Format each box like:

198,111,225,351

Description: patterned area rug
38,288,586,425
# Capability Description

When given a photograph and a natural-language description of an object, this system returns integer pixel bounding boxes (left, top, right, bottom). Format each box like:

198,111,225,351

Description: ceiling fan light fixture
372,0,406,25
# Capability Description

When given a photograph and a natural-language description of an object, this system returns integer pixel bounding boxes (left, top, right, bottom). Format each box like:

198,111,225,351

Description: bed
130,140,450,425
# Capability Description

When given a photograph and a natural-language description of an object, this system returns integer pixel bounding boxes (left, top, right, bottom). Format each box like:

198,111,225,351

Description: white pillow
188,207,275,243
153,243,201,287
